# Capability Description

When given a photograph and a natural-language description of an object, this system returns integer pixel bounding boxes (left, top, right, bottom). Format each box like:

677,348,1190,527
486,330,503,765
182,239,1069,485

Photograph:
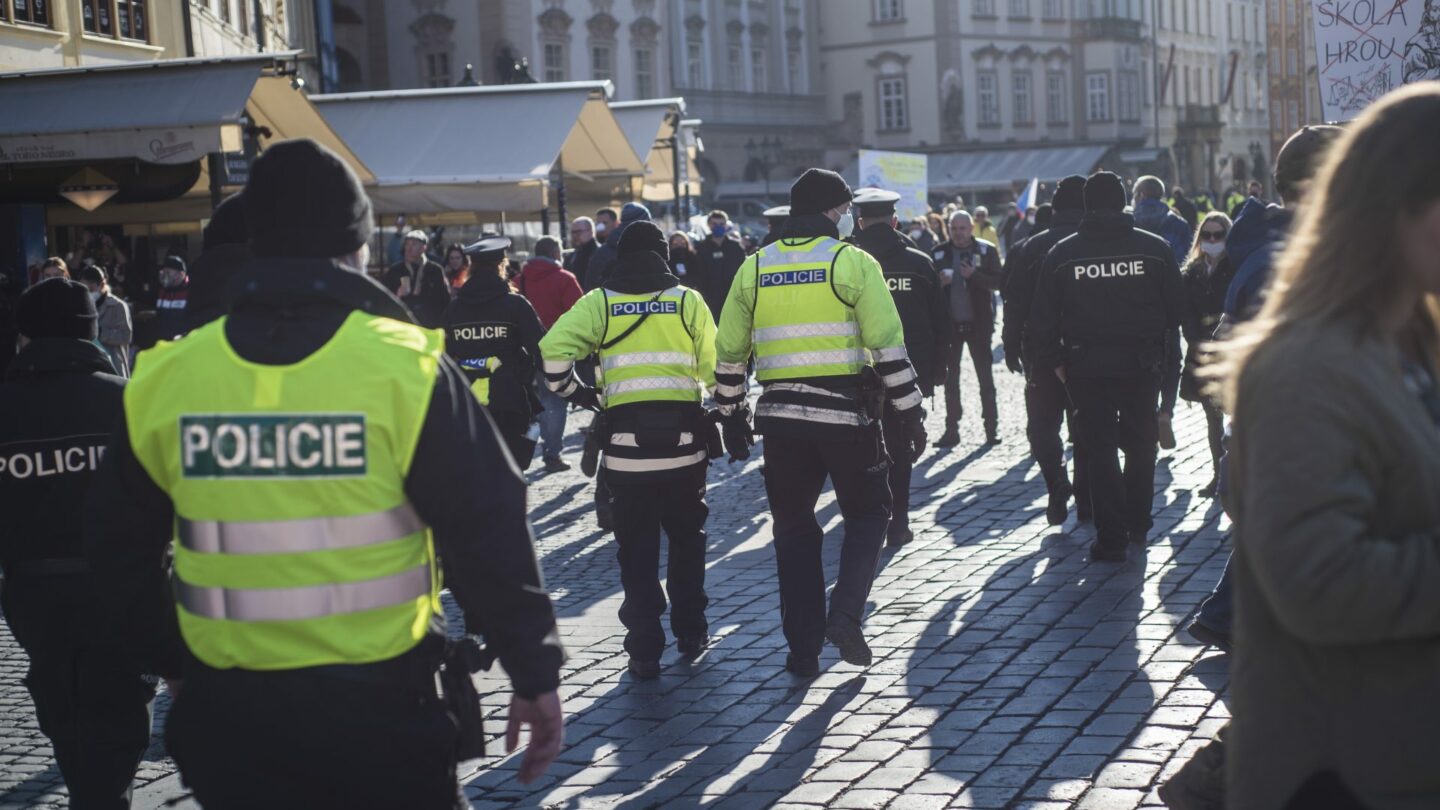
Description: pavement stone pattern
1,349,1232,809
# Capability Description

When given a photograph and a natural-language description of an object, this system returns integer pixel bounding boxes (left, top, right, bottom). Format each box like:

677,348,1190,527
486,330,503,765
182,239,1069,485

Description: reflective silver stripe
602,450,708,472
753,322,858,343
764,247,840,267
176,563,431,622
872,346,909,363
549,376,578,396
755,401,864,426
601,352,695,372
609,431,696,447
179,504,424,556
892,390,923,410
756,349,865,372
715,361,748,376
881,367,917,388
604,376,699,397
766,381,859,401
542,359,575,374
715,382,746,399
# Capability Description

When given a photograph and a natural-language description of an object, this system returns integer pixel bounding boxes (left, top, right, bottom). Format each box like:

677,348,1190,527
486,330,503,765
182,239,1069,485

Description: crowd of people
1,80,1438,809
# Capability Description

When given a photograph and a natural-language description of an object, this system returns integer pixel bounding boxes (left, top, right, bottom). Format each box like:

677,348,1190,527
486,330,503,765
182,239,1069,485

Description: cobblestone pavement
1,353,1231,809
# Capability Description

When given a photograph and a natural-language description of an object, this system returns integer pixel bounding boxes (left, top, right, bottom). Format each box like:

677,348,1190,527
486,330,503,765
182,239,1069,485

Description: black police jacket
83,258,564,693
443,270,545,421
855,223,951,396
0,338,124,570
1002,208,1083,362
1029,210,1185,378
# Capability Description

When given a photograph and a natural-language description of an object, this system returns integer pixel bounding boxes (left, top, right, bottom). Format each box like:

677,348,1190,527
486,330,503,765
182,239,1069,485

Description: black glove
901,408,927,463
568,385,602,412
1005,352,1024,375
721,406,755,462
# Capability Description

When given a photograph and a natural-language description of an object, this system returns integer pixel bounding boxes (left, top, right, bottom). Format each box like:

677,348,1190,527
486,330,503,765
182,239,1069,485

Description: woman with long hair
443,242,470,293
1218,82,1440,808
1178,210,1235,496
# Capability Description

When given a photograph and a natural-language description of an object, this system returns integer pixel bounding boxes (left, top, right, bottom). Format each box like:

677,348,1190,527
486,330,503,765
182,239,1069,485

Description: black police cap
463,236,511,263
851,187,901,219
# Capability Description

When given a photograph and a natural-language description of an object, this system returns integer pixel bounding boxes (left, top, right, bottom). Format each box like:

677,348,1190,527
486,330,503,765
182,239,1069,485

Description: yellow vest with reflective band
125,311,443,671
465,356,501,406
752,237,864,382
597,287,702,408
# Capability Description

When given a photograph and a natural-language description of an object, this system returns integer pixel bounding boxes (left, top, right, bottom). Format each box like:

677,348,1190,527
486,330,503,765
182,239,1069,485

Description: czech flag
1016,177,1039,212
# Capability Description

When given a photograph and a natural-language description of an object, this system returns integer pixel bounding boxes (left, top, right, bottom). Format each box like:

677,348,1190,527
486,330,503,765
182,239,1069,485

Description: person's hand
1005,353,1024,375
569,385,602,412
397,276,412,297
902,408,928,462
506,691,564,784
959,261,976,280
1054,366,1067,384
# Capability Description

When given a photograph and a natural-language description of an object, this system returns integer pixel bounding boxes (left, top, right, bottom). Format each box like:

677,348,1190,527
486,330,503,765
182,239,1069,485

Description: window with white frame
1042,0,1063,16
974,0,995,16
543,42,567,82
1009,0,1030,17
978,70,1000,125
878,76,909,131
1117,70,1140,120
591,44,613,81
751,45,768,92
728,41,744,88
874,0,903,21
787,43,803,92
634,47,655,98
687,39,705,87
1012,71,1034,124
1046,70,1068,123
1086,71,1111,121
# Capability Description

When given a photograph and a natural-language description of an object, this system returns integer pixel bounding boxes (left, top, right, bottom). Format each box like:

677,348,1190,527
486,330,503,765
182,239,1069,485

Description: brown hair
1185,211,1233,267
41,257,69,278
1212,83,1440,409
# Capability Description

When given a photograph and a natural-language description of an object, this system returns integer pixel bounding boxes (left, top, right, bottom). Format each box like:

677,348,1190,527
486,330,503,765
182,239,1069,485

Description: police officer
760,204,790,248
83,139,564,807
852,188,950,548
1003,175,1091,525
1028,171,1185,562
0,279,153,809
539,221,717,680
714,169,927,677
442,236,545,470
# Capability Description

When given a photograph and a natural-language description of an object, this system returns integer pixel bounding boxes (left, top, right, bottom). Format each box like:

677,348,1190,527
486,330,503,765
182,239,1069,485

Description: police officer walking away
852,188,951,548
83,139,565,808
0,279,154,809
1029,172,1185,562
932,210,1004,447
714,169,927,677
539,221,717,679
443,236,545,470
1003,175,1091,525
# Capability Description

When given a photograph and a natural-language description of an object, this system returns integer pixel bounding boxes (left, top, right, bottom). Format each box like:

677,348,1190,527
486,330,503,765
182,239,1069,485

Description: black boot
1046,480,1072,526
936,424,960,448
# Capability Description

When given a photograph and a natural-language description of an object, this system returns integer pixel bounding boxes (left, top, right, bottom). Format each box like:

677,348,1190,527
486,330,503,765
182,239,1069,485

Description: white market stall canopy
312,81,644,217
0,53,367,177
609,98,701,202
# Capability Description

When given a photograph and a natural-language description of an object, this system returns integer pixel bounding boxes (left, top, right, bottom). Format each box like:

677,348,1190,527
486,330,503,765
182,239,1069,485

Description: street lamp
745,136,784,204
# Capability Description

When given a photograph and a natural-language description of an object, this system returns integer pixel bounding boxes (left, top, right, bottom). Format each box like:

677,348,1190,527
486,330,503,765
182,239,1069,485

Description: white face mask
90,291,102,303
1199,241,1225,258
837,212,855,238
909,229,923,240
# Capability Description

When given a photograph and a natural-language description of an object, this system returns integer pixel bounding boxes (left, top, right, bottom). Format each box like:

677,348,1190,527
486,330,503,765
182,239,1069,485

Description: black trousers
879,408,911,536
1067,374,1161,552
609,468,710,660
489,409,536,472
1,577,154,810
1024,366,1090,507
167,664,464,810
943,325,998,432
1201,399,1225,483
763,432,891,658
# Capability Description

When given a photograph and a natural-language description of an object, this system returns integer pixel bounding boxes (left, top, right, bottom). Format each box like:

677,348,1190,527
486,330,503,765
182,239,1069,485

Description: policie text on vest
1071,259,1146,280
0,436,108,480
180,413,367,479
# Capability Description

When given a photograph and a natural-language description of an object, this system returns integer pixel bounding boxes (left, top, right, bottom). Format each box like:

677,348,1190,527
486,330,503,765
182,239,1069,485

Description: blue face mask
711,224,727,238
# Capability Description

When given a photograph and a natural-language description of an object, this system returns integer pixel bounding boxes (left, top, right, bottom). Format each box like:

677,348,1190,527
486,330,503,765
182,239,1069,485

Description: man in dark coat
687,209,747,320
0,279,154,808
853,188,951,548
932,210,1004,446
585,202,651,292
382,229,451,329
565,216,598,292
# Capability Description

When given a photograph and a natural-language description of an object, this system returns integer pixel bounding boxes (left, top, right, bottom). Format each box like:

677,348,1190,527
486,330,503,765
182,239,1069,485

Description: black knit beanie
204,192,249,251
1051,175,1087,211
617,221,669,262
789,168,853,216
244,139,374,259
17,278,97,341
1274,125,1343,201
1083,171,1127,212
